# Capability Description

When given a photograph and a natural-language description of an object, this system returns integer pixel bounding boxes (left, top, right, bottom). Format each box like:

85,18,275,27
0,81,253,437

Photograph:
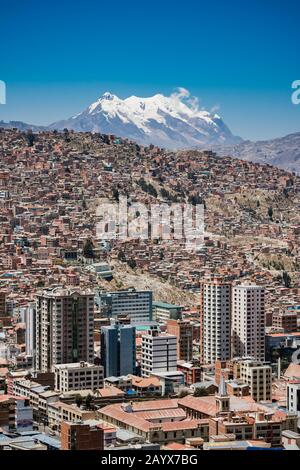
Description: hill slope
213,132,300,173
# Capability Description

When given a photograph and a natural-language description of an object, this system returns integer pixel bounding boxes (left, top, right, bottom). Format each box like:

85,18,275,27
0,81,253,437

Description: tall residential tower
231,285,265,361
201,280,232,364
35,287,94,372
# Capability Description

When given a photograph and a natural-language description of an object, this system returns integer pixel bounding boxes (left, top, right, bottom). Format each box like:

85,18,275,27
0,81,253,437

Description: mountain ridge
1,90,300,172
48,89,242,148
212,132,300,174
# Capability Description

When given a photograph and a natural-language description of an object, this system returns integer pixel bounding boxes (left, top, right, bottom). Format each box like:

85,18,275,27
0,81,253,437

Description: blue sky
0,0,300,140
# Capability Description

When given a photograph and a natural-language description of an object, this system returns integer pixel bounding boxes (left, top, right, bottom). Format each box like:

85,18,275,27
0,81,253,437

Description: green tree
282,271,291,288
188,194,202,206
193,387,209,397
127,258,137,270
85,393,93,410
63,128,70,142
118,250,126,262
112,188,119,202
83,238,94,259
178,389,189,398
268,207,273,221
25,130,36,147
75,394,83,408
160,188,170,200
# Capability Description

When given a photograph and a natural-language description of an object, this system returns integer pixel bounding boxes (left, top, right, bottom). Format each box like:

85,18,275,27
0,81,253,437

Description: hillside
213,132,300,173
1,128,300,313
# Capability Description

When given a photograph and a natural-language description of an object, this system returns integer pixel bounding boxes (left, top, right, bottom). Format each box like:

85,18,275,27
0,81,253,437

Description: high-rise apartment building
35,287,94,372
201,280,232,364
232,285,265,361
100,320,136,377
166,319,193,361
24,304,36,357
141,327,177,377
0,290,6,317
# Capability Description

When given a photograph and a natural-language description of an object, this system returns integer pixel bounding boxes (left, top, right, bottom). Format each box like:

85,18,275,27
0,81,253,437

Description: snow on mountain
49,89,241,148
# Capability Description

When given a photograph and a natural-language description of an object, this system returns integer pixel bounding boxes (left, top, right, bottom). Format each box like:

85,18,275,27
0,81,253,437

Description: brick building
167,319,193,361
60,421,104,450
272,311,298,333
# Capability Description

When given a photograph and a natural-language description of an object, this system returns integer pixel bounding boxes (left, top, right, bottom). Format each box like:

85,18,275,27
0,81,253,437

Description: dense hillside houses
0,128,300,450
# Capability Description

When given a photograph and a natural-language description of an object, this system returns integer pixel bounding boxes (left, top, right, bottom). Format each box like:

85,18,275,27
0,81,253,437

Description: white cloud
210,104,220,115
171,87,201,112
171,87,190,99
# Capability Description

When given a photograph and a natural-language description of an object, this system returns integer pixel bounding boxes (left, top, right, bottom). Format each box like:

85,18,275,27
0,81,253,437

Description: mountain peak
51,89,242,148
101,91,117,100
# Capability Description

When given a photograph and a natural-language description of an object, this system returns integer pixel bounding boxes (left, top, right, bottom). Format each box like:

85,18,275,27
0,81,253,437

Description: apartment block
166,319,193,361
232,285,265,361
35,287,94,372
0,290,6,317
177,360,202,386
141,328,177,377
272,310,298,333
201,280,232,364
54,362,104,392
238,359,272,402
61,421,104,450
287,381,300,416
24,304,36,357
0,396,16,431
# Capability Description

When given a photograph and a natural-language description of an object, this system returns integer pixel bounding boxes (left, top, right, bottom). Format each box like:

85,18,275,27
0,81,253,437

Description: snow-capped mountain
49,89,241,148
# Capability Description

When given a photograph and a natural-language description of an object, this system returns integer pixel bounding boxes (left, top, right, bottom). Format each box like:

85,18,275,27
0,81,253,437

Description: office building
100,320,136,377
97,289,152,323
141,328,177,377
152,301,182,323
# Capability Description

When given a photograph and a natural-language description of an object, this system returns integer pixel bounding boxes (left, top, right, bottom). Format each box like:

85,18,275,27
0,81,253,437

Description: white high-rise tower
231,285,265,361
201,280,232,364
